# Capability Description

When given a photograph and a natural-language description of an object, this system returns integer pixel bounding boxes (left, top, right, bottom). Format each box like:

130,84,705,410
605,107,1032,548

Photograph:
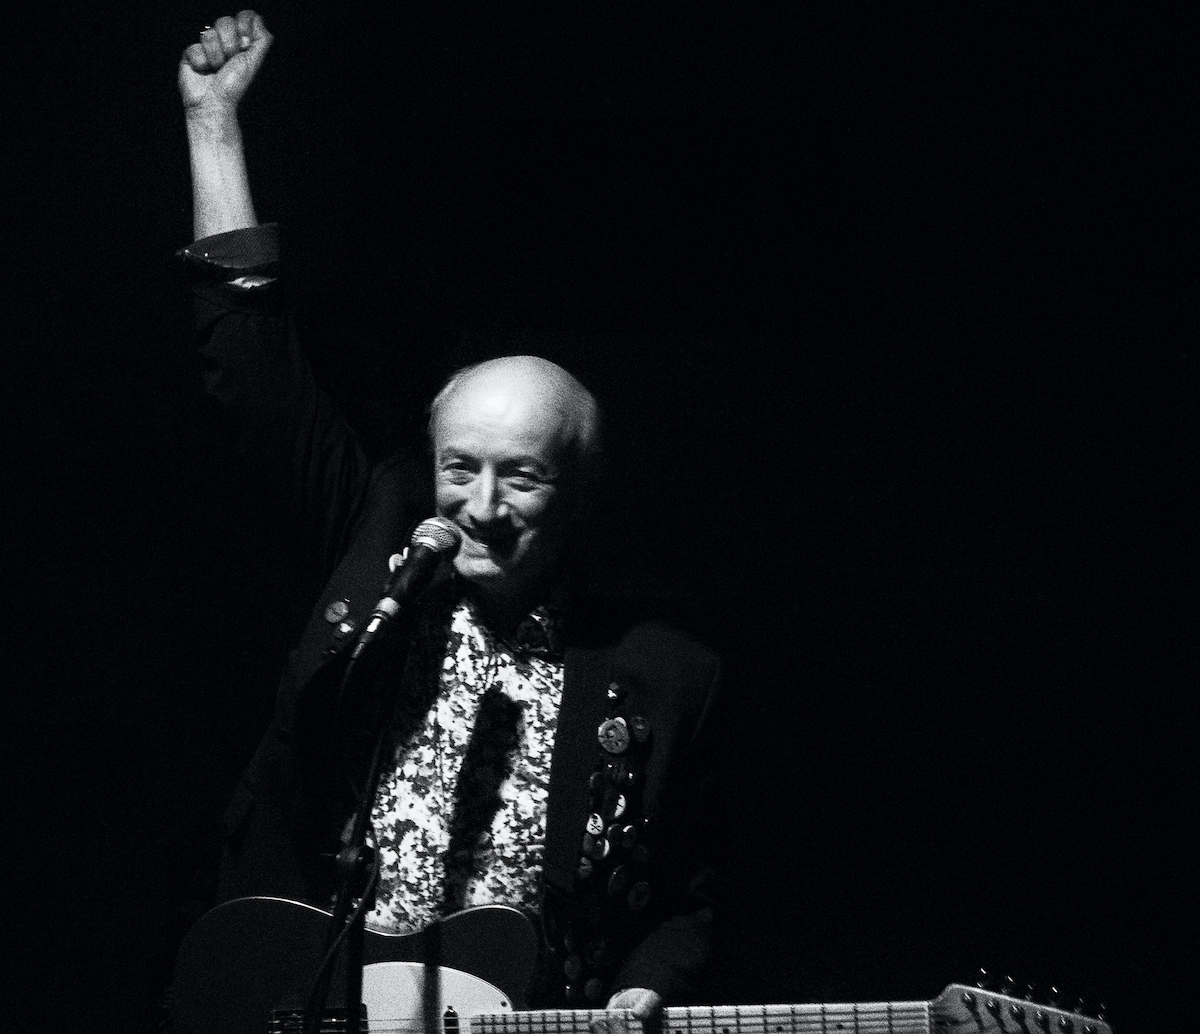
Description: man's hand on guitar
178,10,272,115
592,988,663,1034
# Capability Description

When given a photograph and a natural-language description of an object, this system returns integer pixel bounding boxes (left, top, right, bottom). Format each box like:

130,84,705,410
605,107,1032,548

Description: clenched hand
178,10,272,114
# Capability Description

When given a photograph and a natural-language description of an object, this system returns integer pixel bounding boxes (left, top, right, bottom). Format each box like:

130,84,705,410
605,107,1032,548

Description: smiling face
431,357,595,624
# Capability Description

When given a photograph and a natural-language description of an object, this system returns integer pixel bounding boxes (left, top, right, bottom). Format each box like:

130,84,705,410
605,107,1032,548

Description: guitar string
290,1001,936,1034
356,1024,933,1034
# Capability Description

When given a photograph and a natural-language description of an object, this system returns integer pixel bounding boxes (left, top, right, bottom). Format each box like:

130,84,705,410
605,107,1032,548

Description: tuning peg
976,968,996,990
1072,997,1087,1017
1096,1002,1108,1022
1023,982,1036,1001
1001,975,1017,996
1048,986,1064,1009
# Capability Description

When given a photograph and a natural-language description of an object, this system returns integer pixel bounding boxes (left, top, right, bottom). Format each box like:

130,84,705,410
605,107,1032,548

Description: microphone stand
302,605,421,1034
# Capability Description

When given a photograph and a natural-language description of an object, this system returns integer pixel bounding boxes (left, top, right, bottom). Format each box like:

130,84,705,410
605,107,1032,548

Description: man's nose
464,471,509,523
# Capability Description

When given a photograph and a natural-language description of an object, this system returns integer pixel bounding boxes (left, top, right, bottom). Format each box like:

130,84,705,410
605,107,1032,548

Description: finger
199,27,224,68
244,10,273,53
213,15,242,57
236,11,272,78
236,9,259,48
630,997,657,1020
607,989,662,1021
182,41,213,72
235,9,254,48
630,992,663,1020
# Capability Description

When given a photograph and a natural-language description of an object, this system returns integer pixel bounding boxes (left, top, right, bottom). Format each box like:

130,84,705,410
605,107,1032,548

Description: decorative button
582,833,610,860
324,598,350,624
606,681,626,705
612,793,628,818
598,717,630,755
617,823,638,849
577,857,595,879
586,813,605,836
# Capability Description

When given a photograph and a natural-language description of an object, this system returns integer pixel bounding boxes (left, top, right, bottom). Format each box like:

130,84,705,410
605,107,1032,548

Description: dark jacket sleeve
180,226,417,904
610,646,723,1004
180,224,376,580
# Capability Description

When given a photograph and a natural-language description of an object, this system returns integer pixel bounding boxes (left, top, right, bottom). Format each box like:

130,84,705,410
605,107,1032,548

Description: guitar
171,897,1113,1034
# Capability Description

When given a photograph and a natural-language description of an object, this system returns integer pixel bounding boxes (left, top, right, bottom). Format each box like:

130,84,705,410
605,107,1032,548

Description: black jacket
183,226,721,1005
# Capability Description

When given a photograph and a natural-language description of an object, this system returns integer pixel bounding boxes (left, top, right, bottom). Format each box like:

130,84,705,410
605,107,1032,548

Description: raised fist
178,10,272,113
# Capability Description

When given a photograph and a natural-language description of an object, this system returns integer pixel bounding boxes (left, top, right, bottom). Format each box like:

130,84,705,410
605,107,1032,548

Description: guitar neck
469,1001,933,1034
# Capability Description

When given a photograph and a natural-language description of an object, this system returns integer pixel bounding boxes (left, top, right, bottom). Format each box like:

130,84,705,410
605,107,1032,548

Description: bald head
429,356,602,482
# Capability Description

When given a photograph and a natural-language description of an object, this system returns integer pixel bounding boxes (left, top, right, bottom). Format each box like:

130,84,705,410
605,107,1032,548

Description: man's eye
508,472,546,489
440,467,474,485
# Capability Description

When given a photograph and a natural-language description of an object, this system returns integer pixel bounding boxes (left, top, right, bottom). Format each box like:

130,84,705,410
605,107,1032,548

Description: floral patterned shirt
366,591,565,934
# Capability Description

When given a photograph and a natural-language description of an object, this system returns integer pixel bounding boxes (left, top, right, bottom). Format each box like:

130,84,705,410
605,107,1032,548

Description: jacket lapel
543,641,611,893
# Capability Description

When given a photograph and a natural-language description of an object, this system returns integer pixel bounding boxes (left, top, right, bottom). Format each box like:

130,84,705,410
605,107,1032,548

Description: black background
5,4,1192,1032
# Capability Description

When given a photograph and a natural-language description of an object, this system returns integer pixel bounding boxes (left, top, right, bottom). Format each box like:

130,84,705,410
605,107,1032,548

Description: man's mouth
461,529,518,555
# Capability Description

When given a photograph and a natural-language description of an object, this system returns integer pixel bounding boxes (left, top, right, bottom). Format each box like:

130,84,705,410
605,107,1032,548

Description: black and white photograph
6,5,1190,1032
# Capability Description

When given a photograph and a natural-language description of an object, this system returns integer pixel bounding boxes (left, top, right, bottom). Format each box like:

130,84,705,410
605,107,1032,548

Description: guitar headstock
932,984,1113,1034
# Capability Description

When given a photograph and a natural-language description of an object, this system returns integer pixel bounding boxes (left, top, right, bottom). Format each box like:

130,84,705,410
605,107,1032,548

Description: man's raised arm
179,10,272,240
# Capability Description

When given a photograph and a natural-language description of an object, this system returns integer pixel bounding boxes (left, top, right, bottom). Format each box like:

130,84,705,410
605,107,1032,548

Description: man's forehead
440,362,567,419
458,381,537,417
435,377,567,453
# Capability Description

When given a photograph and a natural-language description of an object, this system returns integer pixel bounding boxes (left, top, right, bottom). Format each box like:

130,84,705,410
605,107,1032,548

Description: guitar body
171,897,538,1034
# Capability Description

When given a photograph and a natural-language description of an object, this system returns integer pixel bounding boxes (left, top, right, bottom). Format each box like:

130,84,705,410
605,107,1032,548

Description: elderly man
177,11,721,1022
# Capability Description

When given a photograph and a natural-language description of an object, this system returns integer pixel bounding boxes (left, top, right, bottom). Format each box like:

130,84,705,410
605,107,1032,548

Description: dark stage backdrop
6,4,1191,1033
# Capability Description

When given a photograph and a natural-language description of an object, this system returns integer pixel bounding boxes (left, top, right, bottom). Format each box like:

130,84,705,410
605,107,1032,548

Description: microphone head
410,517,462,555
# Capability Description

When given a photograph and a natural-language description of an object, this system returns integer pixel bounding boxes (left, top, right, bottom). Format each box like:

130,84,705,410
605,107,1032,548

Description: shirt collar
510,601,566,658
448,576,568,660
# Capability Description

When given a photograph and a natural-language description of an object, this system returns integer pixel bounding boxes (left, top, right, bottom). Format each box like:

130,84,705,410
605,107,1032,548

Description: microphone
351,517,462,658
